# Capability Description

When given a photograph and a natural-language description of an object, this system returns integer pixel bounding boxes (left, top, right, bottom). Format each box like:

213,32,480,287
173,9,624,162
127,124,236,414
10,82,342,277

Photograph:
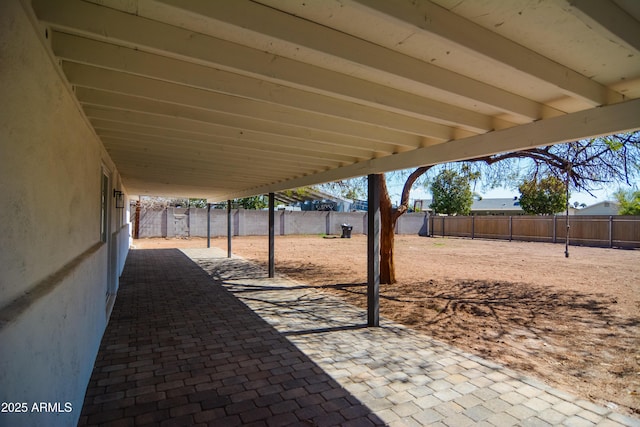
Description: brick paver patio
78,248,640,426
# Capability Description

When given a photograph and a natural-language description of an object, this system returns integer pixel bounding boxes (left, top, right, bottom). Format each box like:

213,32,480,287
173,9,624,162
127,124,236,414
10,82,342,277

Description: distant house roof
414,198,523,214
472,198,522,212
275,188,354,211
413,198,580,215
575,200,620,216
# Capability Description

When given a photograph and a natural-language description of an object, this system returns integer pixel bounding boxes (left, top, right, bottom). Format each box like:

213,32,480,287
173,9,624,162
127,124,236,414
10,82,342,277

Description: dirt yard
134,235,640,415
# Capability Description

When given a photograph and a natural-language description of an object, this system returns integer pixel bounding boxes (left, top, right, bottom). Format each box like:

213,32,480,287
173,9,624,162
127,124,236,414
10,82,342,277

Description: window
101,172,109,243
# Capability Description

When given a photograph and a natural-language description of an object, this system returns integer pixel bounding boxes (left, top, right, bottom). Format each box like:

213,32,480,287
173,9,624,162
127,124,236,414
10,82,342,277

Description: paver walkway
79,248,640,426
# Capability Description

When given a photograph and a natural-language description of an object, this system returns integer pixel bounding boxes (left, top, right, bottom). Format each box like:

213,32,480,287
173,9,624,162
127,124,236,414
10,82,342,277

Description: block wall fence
133,208,639,248
135,208,428,238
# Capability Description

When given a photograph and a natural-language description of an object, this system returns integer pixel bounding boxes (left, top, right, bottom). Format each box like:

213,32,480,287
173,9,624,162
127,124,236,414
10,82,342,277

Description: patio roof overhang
30,0,640,201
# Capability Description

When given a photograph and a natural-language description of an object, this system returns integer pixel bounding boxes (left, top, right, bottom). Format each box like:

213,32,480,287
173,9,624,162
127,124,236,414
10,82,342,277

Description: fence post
325,212,331,235
430,214,434,237
187,207,191,238
471,215,475,239
166,207,173,238
363,212,368,235
424,212,430,237
509,216,513,241
280,210,286,235
609,216,613,248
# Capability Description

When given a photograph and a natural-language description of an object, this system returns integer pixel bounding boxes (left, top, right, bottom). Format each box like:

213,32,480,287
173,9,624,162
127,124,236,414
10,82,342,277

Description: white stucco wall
0,1,128,425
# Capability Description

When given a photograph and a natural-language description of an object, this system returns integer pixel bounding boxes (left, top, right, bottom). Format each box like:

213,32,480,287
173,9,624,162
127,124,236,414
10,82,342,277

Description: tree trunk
379,167,433,284
380,177,396,284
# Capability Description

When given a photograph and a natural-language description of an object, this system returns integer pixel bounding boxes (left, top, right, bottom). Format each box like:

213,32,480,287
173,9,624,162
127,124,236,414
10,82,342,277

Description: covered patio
2,1,640,426
78,248,639,426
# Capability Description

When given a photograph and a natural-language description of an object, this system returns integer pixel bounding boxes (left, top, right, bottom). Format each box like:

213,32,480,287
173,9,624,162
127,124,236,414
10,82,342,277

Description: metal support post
268,193,275,278
565,163,571,258
227,200,232,258
207,203,211,248
367,174,380,327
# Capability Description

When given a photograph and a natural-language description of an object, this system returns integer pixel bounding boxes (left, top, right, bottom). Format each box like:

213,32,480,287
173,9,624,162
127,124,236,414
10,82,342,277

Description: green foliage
235,195,267,210
518,176,567,215
317,179,367,201
139,196,208,209
429,169,474,215
473,133,640,194
603,136,624,151
282,187,313,199
341,187,364,200
615,189,640,215
186,198,208,208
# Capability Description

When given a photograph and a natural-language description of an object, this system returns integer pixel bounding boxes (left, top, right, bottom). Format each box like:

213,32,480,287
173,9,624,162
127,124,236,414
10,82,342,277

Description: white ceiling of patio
31,0,640,200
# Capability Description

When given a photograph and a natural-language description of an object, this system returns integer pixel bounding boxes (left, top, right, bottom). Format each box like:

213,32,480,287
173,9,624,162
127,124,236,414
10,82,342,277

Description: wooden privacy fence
429,215,640,248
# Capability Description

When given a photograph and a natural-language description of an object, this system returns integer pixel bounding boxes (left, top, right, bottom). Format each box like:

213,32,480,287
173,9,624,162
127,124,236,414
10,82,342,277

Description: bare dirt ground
134,235,640,415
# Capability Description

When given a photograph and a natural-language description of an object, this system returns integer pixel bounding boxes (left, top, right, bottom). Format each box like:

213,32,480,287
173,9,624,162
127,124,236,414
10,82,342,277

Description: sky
379,132,640,208
383,171,637,209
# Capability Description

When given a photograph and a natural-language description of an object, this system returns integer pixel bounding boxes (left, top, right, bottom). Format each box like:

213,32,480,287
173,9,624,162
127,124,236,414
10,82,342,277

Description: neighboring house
351,199,369,212
414,198,525,215
413,198,578,215
469,197,525,215
574,201,620,216
275,189,353,212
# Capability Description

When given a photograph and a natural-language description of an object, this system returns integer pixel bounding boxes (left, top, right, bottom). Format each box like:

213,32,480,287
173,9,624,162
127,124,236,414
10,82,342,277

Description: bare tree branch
393,166,433,220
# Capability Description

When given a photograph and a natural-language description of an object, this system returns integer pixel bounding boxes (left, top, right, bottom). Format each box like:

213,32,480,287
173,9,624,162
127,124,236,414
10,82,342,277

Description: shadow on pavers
78,249,384,426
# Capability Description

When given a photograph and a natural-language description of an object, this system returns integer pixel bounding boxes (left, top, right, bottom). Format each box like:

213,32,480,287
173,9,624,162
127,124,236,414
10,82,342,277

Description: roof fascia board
219,99,640,201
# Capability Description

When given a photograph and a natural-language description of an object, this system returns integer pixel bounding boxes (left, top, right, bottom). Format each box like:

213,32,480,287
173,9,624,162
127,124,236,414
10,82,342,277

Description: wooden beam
82,104,393,158
219,98,640,200
102,139,326,174
75,88,409,156
33,0,494,132
156,0,547,121
97,131,349,168
91,120,362,164
52,31,454,140
63,62,423,147
86,108,377,157
351,0,621,106
569,0,640,54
